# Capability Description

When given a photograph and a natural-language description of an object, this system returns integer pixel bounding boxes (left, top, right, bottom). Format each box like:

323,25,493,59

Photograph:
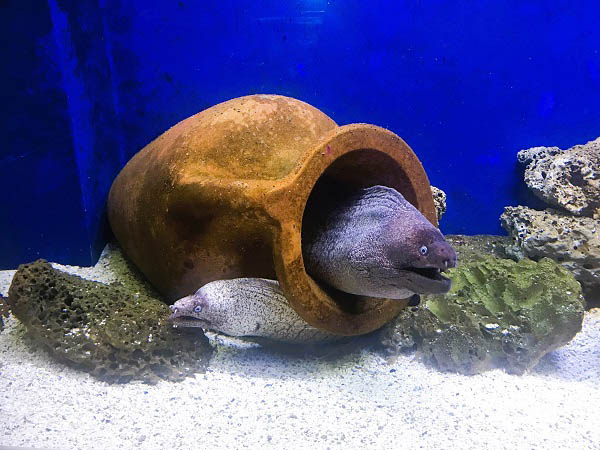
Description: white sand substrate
0,245,599,450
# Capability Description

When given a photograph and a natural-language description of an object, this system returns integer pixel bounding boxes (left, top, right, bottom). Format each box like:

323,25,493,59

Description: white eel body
169,278,341,344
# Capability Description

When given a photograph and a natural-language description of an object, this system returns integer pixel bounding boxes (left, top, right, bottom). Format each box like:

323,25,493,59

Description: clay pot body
108,95,437,335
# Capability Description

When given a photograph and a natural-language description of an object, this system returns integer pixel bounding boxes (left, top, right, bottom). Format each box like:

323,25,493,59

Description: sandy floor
1,247,599,450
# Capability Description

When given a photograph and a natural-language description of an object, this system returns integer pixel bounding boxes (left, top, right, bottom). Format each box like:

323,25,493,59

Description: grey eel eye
193,305,202,313
419,245,428,256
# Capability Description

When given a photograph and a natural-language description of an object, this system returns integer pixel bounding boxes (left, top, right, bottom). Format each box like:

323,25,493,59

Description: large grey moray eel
168,185,457,343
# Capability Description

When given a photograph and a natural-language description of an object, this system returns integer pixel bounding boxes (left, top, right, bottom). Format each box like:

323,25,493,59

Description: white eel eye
193,305,203,313
419,245,428,256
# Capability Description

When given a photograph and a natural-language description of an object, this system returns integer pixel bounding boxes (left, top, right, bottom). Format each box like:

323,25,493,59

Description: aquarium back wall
2,0,599,268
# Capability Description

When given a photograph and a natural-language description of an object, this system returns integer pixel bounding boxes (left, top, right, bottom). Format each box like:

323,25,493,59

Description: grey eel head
384,221,457,295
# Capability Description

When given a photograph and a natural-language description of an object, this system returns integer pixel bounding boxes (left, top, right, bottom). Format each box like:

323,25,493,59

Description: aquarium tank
1,1,599,449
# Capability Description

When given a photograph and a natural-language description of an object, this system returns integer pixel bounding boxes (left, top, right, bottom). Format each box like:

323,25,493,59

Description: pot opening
300,149,417,314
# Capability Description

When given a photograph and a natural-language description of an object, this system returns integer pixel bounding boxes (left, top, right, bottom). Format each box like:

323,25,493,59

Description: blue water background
1,0,599,267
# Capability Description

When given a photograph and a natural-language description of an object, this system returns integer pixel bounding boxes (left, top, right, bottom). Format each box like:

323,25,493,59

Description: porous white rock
430,186,447,222
518,137,600,218
517,145,562,166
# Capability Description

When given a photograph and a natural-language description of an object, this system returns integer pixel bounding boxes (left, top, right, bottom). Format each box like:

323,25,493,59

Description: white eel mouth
168,315,212,329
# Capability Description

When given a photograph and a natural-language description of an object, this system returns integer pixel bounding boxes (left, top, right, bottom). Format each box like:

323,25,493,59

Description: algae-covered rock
6,260,212,383
445,235,511,263
379,256,585,374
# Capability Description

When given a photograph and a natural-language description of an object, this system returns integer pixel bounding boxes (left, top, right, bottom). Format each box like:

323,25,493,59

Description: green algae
379,255,585,374
6,260,212,383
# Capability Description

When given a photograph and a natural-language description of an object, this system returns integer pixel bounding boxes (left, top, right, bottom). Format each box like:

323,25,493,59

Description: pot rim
267,123,437,335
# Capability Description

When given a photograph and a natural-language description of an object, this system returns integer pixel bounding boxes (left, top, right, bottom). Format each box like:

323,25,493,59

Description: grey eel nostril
169,305,177,312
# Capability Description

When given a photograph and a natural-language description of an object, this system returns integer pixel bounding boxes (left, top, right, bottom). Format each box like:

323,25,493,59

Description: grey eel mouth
399,266,452,294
